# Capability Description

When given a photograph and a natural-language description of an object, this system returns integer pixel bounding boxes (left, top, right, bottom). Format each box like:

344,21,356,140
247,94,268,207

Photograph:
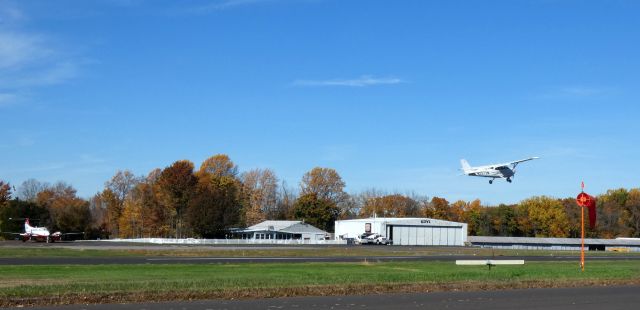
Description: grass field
2,260,640,307
1,245,639,258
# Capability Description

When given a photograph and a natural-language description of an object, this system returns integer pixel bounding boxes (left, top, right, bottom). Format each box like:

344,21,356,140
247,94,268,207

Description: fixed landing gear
489,179,493,184
507,178,512,183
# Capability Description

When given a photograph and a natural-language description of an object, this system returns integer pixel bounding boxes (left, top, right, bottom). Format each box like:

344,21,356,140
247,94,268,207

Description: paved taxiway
2,240,639,265
15,285,640,310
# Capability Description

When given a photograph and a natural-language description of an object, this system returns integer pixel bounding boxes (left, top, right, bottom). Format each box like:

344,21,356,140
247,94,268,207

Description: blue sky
1,0,639,204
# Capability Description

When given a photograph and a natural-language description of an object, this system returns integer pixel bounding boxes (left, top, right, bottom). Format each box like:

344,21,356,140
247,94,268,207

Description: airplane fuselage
466,166,515,179
22,223,61,242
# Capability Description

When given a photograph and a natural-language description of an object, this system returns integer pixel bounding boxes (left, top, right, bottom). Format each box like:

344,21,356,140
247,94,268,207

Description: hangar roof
242,220,328,235
336,217,466,226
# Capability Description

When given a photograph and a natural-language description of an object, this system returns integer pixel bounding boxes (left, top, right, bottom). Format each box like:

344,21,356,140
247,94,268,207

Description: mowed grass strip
2,246,639,258
1,260,640,306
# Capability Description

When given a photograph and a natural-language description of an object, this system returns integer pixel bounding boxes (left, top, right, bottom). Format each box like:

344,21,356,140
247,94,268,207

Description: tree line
1,154,639,239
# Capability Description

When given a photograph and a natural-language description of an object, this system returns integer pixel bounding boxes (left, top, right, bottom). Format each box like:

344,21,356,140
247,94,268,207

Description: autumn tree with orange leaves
0,181,11,208
155,160,198,238
36,182,91,234
359,194,420,218
241,168,278,226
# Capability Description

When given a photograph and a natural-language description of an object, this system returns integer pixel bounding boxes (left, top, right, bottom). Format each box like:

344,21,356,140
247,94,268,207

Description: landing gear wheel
507,178,512,183
489,179,493,184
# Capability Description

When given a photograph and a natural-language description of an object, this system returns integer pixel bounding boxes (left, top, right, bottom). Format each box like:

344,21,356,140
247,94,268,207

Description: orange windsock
577,192,596,229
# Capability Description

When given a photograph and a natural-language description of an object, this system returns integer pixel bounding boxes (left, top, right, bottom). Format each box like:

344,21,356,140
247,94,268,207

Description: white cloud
292,75,405,87
180,0,275,14
0,6,83,107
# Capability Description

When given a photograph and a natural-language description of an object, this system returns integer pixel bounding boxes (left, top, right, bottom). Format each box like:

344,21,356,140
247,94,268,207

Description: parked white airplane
4,218,81,243
460,157,539,184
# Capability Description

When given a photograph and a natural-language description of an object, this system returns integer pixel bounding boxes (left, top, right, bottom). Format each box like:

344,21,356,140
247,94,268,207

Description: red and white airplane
18,218,62,243
5,218,80,243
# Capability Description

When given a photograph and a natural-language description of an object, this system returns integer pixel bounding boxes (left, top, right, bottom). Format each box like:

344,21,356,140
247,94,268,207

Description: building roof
242,220,328,235
336,217,466,226
469,236,640,246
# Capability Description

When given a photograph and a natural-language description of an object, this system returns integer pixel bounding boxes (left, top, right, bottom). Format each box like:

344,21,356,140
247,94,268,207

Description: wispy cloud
0,2,26,24
179,0,276,15
292,75,405,87
0,4,84,107
560,86,611,97
533,86,612,101
0,92,17,107
321,144,357,162
6,153,109,174
0,31,51,70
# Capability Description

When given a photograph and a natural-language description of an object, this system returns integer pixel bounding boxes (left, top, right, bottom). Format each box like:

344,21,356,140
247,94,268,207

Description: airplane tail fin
25,218,33,231
460,159,472,173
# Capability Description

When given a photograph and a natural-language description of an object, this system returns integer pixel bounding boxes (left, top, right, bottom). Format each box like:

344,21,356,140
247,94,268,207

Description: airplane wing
0,232,24,236
62,232,84,236
500,157,539,166
53,232,85,240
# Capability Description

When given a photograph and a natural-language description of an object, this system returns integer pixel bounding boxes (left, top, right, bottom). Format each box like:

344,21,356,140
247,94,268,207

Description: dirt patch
3,279,640,308
0,279,68,288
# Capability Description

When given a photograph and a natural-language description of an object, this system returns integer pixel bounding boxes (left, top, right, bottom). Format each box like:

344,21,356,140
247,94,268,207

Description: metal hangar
335,217,468,246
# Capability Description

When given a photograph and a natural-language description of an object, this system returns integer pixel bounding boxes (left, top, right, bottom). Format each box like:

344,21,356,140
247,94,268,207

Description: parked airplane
460,157,539,184
4,218,81,243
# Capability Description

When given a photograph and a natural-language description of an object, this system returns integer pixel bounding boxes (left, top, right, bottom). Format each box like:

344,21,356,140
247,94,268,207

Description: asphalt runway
2,240,640,265
14,286,640,310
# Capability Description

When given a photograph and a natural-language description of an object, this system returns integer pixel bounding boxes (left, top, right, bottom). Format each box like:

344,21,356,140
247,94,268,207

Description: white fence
107,238,348,245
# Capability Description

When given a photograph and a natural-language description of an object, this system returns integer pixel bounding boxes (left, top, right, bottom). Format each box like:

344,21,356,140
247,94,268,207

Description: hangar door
388,225,463,246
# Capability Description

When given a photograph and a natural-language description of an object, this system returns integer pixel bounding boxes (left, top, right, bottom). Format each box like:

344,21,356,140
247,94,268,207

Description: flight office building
236,220,329,241
335,217,468,246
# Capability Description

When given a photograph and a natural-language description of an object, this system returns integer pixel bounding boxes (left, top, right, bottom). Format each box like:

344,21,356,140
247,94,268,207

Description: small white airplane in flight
460,157,539,184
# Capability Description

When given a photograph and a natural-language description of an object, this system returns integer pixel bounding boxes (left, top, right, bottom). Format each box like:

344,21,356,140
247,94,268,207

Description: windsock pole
581,202,585,272
580,181,585,272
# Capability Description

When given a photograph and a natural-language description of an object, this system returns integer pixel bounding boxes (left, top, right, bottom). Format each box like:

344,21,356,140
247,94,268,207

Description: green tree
187,173,243,238
488,204,519,236
0,199,51,239
293,193,339,232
